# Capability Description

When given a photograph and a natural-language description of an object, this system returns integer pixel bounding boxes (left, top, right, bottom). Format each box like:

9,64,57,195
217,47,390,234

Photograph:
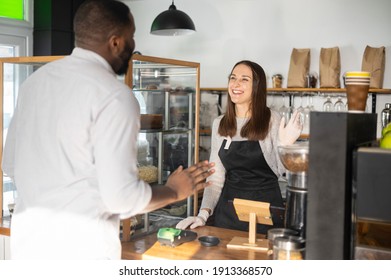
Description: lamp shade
150,2,196,36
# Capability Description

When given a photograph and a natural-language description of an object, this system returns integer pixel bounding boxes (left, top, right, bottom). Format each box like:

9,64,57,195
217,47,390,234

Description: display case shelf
121,54,201,241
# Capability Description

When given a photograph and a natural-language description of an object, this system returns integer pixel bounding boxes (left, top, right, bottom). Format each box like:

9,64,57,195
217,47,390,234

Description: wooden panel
131,54,200,68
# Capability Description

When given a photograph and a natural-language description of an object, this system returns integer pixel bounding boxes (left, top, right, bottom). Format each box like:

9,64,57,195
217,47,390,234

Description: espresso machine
305,112,377,259
352,146,391,259
278,112,390,259
278,142,309,238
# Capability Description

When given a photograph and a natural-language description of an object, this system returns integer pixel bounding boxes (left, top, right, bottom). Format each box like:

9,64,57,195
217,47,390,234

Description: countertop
2,218,270,259
3,216,390,259
121,225,270,260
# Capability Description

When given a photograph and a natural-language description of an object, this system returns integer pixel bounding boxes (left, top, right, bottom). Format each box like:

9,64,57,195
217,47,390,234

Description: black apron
213,140,284,234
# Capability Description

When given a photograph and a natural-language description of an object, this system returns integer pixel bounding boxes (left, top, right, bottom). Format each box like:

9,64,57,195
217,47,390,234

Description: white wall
125,0,391,89
125,0,391,137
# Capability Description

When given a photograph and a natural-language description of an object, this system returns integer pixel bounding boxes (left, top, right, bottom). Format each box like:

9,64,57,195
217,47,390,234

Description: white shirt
2,48,152,259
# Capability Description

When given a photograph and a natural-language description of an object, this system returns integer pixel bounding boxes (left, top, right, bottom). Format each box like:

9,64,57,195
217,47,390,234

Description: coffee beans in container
273,235,305,260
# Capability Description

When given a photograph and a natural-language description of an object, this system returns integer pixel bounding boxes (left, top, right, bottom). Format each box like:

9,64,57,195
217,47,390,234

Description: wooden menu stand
227,198,271,251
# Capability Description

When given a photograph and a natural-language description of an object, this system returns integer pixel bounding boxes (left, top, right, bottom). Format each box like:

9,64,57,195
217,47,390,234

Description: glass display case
0,54,201,241
121,54,200,240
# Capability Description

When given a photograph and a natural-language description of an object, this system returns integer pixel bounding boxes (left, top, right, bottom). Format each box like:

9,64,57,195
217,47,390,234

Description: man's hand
166,160,215,202
142,161,214,213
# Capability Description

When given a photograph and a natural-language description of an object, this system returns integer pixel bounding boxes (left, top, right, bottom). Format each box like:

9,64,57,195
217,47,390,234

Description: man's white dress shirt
2,48,152,259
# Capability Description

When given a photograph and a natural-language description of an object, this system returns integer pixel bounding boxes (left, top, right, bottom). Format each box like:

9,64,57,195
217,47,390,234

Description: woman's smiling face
228,63,253,108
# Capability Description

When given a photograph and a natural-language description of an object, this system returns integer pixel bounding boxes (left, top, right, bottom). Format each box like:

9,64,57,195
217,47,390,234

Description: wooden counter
121,226,269,260
0,218,11,236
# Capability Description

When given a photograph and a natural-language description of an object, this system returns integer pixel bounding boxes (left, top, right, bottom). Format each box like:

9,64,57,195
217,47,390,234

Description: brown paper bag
361,45,385,89
319,47,341,88
287,48,310,88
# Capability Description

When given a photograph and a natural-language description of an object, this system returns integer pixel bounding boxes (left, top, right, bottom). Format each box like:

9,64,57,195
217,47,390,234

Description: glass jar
273,236,305,260
267,228,298,258
272,74,283,88
306,72,318,88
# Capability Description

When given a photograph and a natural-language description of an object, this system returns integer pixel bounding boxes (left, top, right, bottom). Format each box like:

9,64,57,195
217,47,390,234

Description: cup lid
267,228,298,240
344,71,371,78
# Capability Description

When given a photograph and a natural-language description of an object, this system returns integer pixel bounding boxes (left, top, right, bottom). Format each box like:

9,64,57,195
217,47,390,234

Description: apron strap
224,136,232,149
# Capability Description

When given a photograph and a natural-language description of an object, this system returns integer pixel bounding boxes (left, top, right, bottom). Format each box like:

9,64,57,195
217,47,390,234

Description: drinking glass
323,95,333,112
279,93,290,121
296,92,304,112
268,92,276,110
306,93,315,111
302,103,311,136
293,92,305,128
334,95,345,112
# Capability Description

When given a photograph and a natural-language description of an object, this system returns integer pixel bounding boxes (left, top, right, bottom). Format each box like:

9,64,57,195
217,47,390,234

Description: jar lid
267,228,298,240
274,236,305,250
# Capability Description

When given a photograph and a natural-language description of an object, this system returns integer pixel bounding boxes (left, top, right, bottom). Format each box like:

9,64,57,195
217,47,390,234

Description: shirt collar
71,47,116,76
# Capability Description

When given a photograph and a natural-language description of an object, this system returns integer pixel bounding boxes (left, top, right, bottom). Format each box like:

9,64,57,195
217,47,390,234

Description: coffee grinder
278,142,309,238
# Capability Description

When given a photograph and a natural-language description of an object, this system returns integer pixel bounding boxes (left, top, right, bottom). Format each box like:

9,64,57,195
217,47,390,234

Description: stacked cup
344,71,371,113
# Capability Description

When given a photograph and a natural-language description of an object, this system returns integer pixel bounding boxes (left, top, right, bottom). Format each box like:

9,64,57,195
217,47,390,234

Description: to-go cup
344,71,371,112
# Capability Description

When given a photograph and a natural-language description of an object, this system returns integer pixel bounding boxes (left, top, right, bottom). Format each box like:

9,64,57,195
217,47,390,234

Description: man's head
74,0,135,75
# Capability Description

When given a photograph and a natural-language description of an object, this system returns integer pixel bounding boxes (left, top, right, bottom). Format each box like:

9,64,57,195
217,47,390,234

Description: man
2,0,213,259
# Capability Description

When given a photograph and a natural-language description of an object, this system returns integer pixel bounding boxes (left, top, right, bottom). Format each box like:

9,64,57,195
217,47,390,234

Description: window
0,0,24,20
0,0,32,28
0,0,32,217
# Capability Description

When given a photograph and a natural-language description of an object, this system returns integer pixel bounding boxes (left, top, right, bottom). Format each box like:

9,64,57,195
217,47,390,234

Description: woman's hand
176,209,210,230
278,109,303,145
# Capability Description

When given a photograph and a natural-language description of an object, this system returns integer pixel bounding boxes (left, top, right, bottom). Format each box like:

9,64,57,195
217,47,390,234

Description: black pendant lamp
150,1,196,36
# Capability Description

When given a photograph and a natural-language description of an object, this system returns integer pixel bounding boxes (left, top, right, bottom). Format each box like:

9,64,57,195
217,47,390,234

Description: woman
176,60,302,233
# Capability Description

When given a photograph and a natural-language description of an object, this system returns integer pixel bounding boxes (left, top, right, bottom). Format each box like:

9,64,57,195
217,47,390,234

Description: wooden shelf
201,88,227,92
200,128,211,135
268,88,391,94
201,87,391,94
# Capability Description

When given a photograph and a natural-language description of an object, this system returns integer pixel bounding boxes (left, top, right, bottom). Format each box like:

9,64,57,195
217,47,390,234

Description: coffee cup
344,71,371,112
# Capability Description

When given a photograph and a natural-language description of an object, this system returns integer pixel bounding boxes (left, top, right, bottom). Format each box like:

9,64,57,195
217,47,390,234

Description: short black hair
74,0,133,47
